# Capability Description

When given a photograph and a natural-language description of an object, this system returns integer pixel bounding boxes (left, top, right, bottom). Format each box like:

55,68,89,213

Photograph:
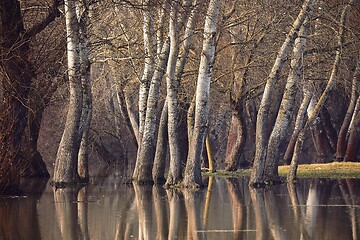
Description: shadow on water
1,175,360,239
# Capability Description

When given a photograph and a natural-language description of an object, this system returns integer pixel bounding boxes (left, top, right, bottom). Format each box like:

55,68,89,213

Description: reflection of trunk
183,189,203,240
152,101,168,184
250,0,314,187
226,179,245,239
203,176,214,228
183,0,221,188
77,187,89,240
288,0,354,182
153,186,168,240
114,187,135,240
54,188,82,240
249,188,268,240
167,189,181,240
287,184,309,239
0,180,46,239
304,182,320,238
339,179,359,240
133,184,153,240
264,190,285,240
336,64,359,160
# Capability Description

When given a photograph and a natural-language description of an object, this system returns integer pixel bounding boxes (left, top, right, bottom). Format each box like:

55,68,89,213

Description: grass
205,162,360,179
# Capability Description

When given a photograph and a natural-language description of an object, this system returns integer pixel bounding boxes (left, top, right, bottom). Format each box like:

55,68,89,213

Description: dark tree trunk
320,107,337,152
225,111,247,171
0,0,35,192
344,109,360,162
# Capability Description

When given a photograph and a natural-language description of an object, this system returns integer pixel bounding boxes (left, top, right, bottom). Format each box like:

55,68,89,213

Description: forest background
0,0,359,193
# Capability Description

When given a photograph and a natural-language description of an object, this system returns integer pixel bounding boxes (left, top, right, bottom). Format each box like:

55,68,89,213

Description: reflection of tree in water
0,179,47,240
54,187,84,240
182,189,205,240
153,185,168,240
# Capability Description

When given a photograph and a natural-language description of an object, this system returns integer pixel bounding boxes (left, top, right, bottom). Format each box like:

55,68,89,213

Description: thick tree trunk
53,0,83,186
288,0,353,182
264,18,310,184
336,63,359,160
133,41,170,183
152,101,168,184
182,0,221,188
250,0,314,187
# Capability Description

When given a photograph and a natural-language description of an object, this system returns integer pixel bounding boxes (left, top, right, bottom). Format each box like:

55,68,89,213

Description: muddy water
1,176,360,240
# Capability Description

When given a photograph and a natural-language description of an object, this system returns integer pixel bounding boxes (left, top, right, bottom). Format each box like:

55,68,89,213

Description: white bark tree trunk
77,0,92,181
165,2,182,187
182,0,221,188
53,0,83,185
250,0,314,187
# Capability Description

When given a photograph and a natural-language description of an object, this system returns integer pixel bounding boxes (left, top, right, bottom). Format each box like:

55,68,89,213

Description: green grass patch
204,162,360,179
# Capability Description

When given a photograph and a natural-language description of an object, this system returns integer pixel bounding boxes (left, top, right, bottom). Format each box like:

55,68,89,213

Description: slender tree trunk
344,96,360,161
182,0,221,188
264,18,310,184
288,0,354,182
152,101,168,184
53,0,83,186
283,88,312,165
77,0,92,181
165,2,182,187
336,63,359,160
250,0,314,187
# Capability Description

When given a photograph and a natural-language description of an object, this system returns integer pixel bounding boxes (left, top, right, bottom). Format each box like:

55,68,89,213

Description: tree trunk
264,17,310,184
344,96,360,161
225,111,246,171
165,3,182,187
132,41,170,183
53,0,83,186
250,0,314,187
283,89,312,165
134,0,156,177
77,0,92,181
288,0,354,182
336,62,359,160
182,0,221,189
152,101,168,184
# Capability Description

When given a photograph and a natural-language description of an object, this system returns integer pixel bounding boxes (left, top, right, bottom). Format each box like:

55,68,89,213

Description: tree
51,0,94,186
250,0,314,187
0,0,63,193
288,0,355,182
182,0,221,188
264,15,311,184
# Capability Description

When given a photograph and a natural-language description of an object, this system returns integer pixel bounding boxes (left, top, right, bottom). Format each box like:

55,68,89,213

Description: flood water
1,175,360,240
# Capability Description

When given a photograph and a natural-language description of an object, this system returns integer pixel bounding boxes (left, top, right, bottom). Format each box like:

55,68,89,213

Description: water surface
1,176,360,239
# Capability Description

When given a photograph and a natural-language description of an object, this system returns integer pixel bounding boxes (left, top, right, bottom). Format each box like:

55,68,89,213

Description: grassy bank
206,162,360,179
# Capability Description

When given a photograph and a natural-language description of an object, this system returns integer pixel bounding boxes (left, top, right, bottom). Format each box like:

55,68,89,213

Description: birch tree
250,0,314,187
53,0,87,186
182,0,221,188
288,0,354,182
